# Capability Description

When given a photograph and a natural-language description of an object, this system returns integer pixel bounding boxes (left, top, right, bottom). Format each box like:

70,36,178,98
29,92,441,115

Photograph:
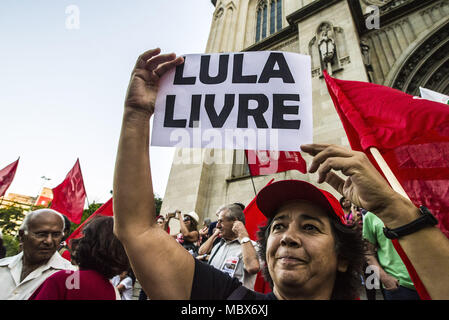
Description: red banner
243,178,274,294
323,71,449,300
66,197,113,245
50,159,87,224
245,150,306,176
0,158,19,198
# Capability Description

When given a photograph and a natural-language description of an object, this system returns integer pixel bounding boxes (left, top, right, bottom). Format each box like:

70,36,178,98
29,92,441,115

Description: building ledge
243,25,296,52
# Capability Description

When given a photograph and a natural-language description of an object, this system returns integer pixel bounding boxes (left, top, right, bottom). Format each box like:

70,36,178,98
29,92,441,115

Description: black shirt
190,258,276,300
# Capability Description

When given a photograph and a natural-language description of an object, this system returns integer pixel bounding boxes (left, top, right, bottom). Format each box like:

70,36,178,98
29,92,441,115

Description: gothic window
276,0,282,31
214,7,224,20
231,150,250,179
262,4,268,39
255,0,282,42
256,9,262,42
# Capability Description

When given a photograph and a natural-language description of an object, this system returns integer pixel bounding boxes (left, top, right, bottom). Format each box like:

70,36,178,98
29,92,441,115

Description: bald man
0,209,76,299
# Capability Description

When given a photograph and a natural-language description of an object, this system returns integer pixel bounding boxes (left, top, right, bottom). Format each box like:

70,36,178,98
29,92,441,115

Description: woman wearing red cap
113,49,449,300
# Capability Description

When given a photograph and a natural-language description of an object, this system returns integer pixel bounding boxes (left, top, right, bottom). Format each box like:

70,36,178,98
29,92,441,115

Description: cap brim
256,180,346,224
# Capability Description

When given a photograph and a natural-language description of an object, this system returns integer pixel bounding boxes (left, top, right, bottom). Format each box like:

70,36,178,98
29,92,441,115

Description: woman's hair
190,220,199,232
62,215,72,241
185,215,199,232
74,216,129,279
257,214,365,300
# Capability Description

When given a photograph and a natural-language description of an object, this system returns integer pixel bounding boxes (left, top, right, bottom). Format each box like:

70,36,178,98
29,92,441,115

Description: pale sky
0,0,215,204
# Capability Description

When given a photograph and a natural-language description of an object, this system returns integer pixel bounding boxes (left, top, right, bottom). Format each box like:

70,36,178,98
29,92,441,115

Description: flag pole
249,175,257,197
369,147,410,201
85,194,90,208
369,147,434,300
77,158,90,208
245,151,257,196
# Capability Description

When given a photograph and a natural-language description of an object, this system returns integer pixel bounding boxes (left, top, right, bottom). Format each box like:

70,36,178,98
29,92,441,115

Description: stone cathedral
160,0,449,230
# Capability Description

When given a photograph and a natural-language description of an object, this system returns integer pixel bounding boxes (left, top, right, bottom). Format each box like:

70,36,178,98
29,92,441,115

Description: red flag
0,158,19,198
51,159,87,224
243,178,274,294
323,71,449,300
245,150,307,176
66,197,113,245
243,178,274,240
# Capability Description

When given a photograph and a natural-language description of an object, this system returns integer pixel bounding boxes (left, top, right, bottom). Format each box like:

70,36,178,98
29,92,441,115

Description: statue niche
310,22,347,77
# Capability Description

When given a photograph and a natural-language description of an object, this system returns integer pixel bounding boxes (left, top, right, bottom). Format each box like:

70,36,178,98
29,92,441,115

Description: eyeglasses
27,231,64,240
183,217,192,222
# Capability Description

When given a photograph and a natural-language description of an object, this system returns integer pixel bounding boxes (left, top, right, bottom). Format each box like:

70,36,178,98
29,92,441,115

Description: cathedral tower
161,0,449,231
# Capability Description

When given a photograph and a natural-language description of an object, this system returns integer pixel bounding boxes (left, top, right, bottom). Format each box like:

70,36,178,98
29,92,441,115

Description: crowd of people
0,210,135,300
0,189,427,300
112,48,449,301
1,48,448,301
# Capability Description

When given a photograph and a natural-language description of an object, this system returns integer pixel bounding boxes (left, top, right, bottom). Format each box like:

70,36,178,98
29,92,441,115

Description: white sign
420,87,449,105
151,51,312,151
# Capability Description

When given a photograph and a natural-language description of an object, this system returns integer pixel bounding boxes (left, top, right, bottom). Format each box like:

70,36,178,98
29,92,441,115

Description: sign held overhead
151,51,313,151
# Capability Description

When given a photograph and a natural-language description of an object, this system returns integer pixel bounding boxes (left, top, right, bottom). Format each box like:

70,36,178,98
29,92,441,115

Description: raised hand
300,144,398,215
124,48,184,116
232,220,249,239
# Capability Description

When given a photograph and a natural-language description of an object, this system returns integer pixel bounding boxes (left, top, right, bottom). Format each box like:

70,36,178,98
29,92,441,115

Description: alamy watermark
64,270,80,290
170,123,286,174
65,5,80,30
364,265,381,290
365,5,380,30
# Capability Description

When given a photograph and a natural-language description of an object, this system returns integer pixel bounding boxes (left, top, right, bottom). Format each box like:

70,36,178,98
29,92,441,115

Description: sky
0,0,215,204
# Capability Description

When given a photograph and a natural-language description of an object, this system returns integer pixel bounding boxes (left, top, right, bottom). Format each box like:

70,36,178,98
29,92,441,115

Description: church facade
160,0,449,229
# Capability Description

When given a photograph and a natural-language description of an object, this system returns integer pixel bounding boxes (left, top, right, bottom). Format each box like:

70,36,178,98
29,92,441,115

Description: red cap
256,180,347,225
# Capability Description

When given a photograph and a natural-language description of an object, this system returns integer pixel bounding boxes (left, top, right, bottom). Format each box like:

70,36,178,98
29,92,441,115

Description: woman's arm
177,212,199,242
113,49,195,299
198,228,220,255
364,241,399,290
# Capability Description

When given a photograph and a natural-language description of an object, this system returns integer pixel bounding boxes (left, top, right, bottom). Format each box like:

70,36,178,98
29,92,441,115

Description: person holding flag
323,71,449,299
113,48,449,300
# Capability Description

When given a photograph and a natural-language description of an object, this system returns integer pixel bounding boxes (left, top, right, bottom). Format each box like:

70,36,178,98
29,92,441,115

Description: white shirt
111,275,134,300
0,251,76,300
208,238,259,289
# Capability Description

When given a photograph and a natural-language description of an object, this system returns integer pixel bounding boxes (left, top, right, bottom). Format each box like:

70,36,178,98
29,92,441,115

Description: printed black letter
259,53,295,83
205,94,235,128
164,95,187,128
238,94,269,128
200,54,229,85
272,94,301,129
232,54,257,83
189,95,202,128
173,57,196,85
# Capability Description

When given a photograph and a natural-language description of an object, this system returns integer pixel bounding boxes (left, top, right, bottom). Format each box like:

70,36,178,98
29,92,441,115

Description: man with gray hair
0,209,76,299
198,203,260,289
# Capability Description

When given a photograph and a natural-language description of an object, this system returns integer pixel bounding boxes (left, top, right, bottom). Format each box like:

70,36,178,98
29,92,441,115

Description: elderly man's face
20,212,64,265
266,200,347,299
216,209,236,241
